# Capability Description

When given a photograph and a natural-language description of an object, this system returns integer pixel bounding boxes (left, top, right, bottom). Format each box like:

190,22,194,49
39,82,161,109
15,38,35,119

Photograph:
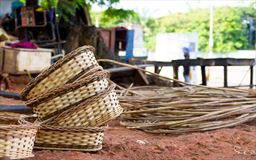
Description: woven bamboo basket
34,125,104,151
0,112,39,159
45,84,123,127
21,45,102,100
26,70,110,120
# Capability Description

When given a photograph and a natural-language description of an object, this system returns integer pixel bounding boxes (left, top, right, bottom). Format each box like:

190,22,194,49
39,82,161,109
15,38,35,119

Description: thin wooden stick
124,83,134,96
112,81,145,97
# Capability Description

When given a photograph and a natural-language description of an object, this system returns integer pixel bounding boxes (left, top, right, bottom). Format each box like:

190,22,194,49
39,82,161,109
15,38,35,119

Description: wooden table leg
201,66,207,85
173,66,179,86
250,65,254,88
224,66,228,87
154,66,163,74
154,65,159,74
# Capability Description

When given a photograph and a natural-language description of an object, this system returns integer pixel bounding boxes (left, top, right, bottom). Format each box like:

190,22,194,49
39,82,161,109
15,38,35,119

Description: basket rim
0,112,39,130
21,45,95,100
26,70,109,107
40,125,106,132
33,145,102,152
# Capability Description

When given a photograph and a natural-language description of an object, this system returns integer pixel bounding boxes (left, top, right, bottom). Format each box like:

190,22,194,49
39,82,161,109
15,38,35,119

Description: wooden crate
1,46,52,74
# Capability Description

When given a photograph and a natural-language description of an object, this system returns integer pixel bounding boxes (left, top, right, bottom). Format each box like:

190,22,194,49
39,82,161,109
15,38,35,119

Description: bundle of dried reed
118,86,256,134
98,59,256,134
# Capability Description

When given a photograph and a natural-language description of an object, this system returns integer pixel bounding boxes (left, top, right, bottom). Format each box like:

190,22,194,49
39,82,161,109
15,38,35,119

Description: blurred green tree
41,0,255,53
158,7,256,53
92,6,256,53
40,0,132,25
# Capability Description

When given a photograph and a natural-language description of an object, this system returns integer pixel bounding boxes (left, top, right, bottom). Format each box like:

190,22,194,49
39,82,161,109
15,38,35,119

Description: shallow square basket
46,84,123,127
26,71,110,120
0,112,39,159
21,45,102,100
34,125,104,151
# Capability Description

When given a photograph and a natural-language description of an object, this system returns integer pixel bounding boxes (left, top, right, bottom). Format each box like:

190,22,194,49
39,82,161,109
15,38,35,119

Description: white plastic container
1,46,52,74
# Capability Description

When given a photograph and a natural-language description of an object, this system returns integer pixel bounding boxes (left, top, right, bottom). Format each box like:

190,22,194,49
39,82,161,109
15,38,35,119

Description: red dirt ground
1,85,256,160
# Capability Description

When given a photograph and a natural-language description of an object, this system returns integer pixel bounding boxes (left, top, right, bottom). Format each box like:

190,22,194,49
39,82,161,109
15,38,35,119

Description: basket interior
0,119,19,125
0,112,22,126
0,112,37,127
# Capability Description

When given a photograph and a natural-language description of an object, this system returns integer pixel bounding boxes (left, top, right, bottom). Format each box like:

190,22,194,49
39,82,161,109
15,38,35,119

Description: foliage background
36,1,256,53
91,6,256,53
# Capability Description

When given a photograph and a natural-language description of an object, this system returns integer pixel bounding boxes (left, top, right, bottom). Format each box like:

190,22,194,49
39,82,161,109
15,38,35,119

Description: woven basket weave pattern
0,113,38,159
19,45,123,151
0,129,37,159
27,50,98,99
35,126,104,151
47,90,123,127
32,78,109,119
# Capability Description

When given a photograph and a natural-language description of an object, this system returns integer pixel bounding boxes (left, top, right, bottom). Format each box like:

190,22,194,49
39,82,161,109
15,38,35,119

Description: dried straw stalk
97,59,256,134
118,86,256,134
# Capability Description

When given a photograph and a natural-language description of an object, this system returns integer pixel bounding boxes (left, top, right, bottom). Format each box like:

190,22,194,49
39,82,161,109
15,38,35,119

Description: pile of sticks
98,59,256,134
118,86,256,134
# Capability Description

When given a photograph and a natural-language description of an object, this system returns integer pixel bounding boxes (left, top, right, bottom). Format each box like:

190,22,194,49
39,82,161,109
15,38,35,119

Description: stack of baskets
20,45,123,151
